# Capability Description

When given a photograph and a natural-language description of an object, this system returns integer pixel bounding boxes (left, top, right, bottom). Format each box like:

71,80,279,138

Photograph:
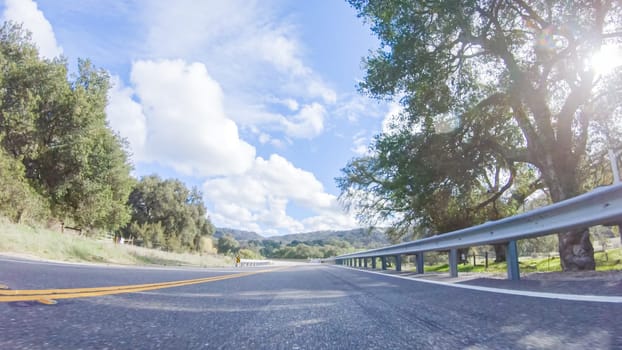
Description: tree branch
472,165,515,212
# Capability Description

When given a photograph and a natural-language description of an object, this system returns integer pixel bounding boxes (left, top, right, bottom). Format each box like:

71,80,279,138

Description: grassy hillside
0,218,230,267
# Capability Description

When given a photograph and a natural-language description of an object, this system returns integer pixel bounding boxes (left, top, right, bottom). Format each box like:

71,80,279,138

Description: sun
589,45,622,77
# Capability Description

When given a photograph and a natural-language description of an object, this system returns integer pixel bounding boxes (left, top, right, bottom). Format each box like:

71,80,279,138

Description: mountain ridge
214,227,390,248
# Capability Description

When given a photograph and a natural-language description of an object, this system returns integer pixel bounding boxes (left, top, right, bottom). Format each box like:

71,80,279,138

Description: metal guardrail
335,183,622,279
239,259,271,267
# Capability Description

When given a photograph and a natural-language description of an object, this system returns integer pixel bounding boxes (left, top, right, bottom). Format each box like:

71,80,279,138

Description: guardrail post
449,249,458,277
371,257,377,269
364,258,368,268
507,240,520,280
395,255,402,271
416,253,424,274
381,256,387,270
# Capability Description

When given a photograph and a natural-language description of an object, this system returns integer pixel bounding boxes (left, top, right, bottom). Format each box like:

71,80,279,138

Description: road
0,256,620,349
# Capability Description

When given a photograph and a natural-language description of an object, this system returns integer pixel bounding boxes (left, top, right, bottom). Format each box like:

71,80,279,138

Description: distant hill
214,227,389,249
214,228,265,241
274,228,389,248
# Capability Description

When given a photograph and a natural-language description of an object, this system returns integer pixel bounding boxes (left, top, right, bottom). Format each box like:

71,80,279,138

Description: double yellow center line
0,267,283,303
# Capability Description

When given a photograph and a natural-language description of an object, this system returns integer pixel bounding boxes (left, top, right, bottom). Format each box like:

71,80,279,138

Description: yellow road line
0,271,264,296
0,267,284,303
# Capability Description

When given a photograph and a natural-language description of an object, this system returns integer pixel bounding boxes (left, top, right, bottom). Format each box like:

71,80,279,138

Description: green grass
0,218,231,267
418,249,622,274
595,248,622,271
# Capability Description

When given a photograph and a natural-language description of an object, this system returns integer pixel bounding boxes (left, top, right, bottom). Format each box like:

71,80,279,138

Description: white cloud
351,131,370,156
2,0,62,58
333,94,386,123
106,76,147,161
282,98,299,112
106,59,256,177
282,103,326,139
140,0,337,137
258,133,271,144
203,154,357,235
382,102,405,134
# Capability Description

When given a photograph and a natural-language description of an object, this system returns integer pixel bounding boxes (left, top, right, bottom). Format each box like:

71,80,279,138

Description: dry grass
0,217,231,267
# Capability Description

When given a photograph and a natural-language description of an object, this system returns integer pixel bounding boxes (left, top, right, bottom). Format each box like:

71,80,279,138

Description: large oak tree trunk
543,164,596,271
557,229,595,271
493,244,506,262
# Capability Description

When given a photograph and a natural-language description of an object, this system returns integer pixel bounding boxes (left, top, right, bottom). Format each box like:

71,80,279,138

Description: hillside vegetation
0,218,229,267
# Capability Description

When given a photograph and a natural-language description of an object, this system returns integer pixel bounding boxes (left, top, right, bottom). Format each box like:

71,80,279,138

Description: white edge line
334,265,622,304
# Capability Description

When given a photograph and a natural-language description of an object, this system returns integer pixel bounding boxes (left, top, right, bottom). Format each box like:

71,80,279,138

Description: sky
1,0,396,236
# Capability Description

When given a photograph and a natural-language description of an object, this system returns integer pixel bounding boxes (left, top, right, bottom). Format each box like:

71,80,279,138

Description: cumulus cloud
2,0,62,58
106,76,147,161
106,59,256,177
140,0,336,138
203,154,357,235
282,103,326,139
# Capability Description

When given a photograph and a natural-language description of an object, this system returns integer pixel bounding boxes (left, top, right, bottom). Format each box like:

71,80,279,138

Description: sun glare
590,45,622,77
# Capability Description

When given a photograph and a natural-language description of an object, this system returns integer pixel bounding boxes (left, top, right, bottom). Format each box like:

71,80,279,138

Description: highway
0,256,620,349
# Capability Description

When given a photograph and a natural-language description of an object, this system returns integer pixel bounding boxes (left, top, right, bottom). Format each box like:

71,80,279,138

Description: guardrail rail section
334,183,622,280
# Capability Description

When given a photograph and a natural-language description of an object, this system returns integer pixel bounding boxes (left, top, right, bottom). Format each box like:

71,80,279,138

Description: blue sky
1,0,396,236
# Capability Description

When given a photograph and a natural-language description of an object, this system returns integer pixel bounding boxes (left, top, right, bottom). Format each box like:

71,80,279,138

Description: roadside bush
238,248,261,259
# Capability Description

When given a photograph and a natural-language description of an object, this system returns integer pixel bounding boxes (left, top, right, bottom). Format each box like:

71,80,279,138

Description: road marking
336,266,622,303
0,268,285,303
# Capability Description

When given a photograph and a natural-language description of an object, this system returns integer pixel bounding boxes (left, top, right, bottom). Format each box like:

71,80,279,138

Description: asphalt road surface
1,256,620,349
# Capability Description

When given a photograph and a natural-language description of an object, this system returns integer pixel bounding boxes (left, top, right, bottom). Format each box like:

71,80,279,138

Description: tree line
0,23,213,252
216,234,356,260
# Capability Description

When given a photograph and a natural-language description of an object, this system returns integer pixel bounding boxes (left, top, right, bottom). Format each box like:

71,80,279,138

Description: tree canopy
0,22,133,231
124,175,214,252
341,0,622,270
